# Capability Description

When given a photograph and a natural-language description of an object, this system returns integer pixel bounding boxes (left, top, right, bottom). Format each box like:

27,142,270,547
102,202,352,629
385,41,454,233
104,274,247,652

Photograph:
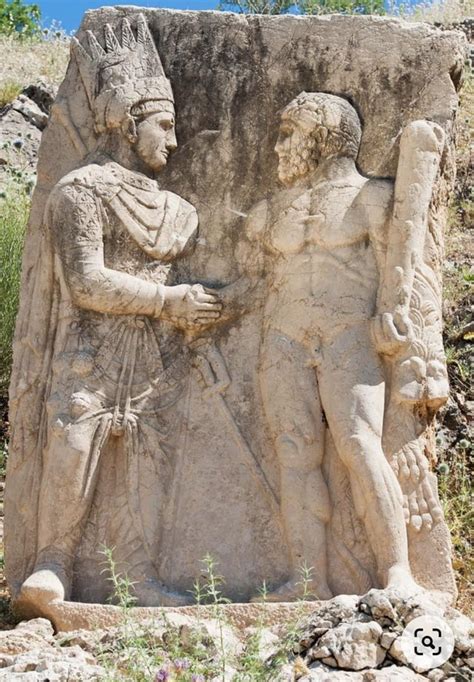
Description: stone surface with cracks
3,9,467,620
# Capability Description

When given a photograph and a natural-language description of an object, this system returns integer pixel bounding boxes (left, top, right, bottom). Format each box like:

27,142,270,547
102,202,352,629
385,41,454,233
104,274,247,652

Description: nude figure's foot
133,578,192,607
252,578,332,603
385,565,423,598
18,568,66,611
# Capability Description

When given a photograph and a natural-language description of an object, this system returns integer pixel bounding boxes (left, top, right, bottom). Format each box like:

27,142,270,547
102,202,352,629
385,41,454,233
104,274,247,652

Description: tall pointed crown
71,14,174,133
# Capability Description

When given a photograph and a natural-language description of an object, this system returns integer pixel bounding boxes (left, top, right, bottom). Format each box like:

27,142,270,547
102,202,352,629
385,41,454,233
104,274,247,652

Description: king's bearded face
275,114,319,187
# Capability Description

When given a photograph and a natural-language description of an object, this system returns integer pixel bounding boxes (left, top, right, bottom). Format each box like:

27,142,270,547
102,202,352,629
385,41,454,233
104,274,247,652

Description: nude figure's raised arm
373,121,445,355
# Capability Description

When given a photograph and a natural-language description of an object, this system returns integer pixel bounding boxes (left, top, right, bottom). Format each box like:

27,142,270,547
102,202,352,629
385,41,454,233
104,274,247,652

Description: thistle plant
296,562,316,601
198,554,231,680
100,545,138,611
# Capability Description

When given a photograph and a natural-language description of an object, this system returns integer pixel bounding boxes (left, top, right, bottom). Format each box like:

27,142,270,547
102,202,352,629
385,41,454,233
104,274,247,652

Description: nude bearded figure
220,92,442,601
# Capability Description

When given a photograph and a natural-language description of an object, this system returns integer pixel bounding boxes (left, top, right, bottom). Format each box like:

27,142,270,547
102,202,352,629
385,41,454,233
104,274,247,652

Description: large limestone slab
4,7,466,619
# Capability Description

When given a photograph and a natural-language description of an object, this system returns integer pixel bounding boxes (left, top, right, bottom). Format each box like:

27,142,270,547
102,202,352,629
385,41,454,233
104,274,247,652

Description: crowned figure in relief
5,16,222,612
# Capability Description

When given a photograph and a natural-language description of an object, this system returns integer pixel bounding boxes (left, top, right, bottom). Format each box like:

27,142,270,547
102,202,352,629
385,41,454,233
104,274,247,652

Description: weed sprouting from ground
101,546,138,612
97,551,237,680
196,554,231,680
197,554,231,610
296,562,316,601
0,80,22,107
94,551,315,680
100,546,155,680
99,547,173,681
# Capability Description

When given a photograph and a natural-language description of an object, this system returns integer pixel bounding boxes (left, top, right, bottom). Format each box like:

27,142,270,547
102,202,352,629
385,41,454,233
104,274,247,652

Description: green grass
439,67,473,615
408,0,474,22
0,80,22,107
0,440,6,479
90,551,315,681
438,442,473,614
0,187,28,393
0,33,68,90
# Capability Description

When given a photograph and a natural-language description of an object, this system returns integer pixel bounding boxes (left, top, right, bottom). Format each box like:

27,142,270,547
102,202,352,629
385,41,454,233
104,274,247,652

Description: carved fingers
189,284,219,304
371,311,414,356
186,284,222,325
161,283,223,329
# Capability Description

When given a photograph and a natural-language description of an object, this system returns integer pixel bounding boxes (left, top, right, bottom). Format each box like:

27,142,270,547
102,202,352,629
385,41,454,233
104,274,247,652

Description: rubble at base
293,589,473,681
0,589,471,680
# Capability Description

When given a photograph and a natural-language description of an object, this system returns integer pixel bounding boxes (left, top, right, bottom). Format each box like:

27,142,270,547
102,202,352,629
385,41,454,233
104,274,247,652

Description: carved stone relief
4,10,466,616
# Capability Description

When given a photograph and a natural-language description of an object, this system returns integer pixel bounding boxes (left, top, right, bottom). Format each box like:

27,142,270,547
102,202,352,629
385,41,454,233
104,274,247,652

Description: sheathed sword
189,337,281,518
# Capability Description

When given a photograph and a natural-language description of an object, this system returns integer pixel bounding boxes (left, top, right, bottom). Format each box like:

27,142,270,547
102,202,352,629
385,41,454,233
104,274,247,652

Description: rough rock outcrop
0,81,57,191
294,589,473,680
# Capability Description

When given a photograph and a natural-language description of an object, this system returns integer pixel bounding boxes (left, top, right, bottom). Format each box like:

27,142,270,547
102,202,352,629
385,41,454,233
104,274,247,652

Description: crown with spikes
71,14,174,133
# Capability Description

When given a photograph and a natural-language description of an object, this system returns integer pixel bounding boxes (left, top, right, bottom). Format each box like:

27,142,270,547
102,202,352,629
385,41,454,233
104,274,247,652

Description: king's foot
17,568,66,611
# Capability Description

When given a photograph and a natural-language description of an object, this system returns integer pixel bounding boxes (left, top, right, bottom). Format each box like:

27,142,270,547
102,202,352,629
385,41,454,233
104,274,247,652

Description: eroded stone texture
4,9,466,615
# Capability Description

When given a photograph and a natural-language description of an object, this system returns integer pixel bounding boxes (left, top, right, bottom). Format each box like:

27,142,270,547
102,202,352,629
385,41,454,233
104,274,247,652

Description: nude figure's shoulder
357,177,394,228
244,198,268,242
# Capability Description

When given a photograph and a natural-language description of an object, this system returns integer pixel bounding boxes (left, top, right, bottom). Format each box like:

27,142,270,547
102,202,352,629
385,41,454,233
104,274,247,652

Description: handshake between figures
161,283,223,331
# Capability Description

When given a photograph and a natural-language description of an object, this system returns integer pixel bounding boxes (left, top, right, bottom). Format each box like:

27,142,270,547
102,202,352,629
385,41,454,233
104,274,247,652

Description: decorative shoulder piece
71,14,174,133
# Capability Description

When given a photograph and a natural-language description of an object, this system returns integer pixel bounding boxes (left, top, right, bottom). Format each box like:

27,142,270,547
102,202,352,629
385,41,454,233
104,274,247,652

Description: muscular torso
255,174,391,344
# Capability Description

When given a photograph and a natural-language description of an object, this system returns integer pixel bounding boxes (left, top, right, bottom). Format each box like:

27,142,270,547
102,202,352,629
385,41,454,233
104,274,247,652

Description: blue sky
38,1,219,32
37,0,425,33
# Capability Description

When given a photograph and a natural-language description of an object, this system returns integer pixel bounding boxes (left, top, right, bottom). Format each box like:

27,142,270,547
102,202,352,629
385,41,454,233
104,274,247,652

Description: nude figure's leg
19,408,111,608
317,323,418,593
259,330,331,601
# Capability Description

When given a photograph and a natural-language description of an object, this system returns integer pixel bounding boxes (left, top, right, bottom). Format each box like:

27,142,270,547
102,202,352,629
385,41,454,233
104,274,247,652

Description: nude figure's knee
275,431,323,471
337,428,403,512
336,428,384,470
276,433,329,521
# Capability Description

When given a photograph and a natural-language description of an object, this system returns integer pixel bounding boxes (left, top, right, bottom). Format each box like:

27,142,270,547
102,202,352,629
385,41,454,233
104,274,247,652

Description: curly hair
282,92,362,161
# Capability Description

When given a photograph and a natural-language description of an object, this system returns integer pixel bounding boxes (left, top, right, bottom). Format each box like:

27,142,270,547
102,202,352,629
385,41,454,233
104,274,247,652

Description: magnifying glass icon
421,635,436,650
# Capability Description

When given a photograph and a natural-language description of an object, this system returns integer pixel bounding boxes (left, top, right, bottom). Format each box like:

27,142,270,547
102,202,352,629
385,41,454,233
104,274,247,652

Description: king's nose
167,131,178,151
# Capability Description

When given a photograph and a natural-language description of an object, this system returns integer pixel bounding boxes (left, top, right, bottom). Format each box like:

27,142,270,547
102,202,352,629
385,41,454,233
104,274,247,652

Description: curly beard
277,137,318,187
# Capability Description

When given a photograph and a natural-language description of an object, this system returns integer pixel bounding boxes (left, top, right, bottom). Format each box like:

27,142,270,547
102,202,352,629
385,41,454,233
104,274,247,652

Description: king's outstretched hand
161,283,223,330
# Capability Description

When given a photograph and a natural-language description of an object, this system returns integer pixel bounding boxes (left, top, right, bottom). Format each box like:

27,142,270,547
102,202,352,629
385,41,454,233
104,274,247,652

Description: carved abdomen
264,242,379,343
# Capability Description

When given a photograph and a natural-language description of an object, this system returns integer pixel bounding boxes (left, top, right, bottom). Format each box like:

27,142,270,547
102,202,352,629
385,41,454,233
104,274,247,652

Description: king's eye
160,120,174,131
